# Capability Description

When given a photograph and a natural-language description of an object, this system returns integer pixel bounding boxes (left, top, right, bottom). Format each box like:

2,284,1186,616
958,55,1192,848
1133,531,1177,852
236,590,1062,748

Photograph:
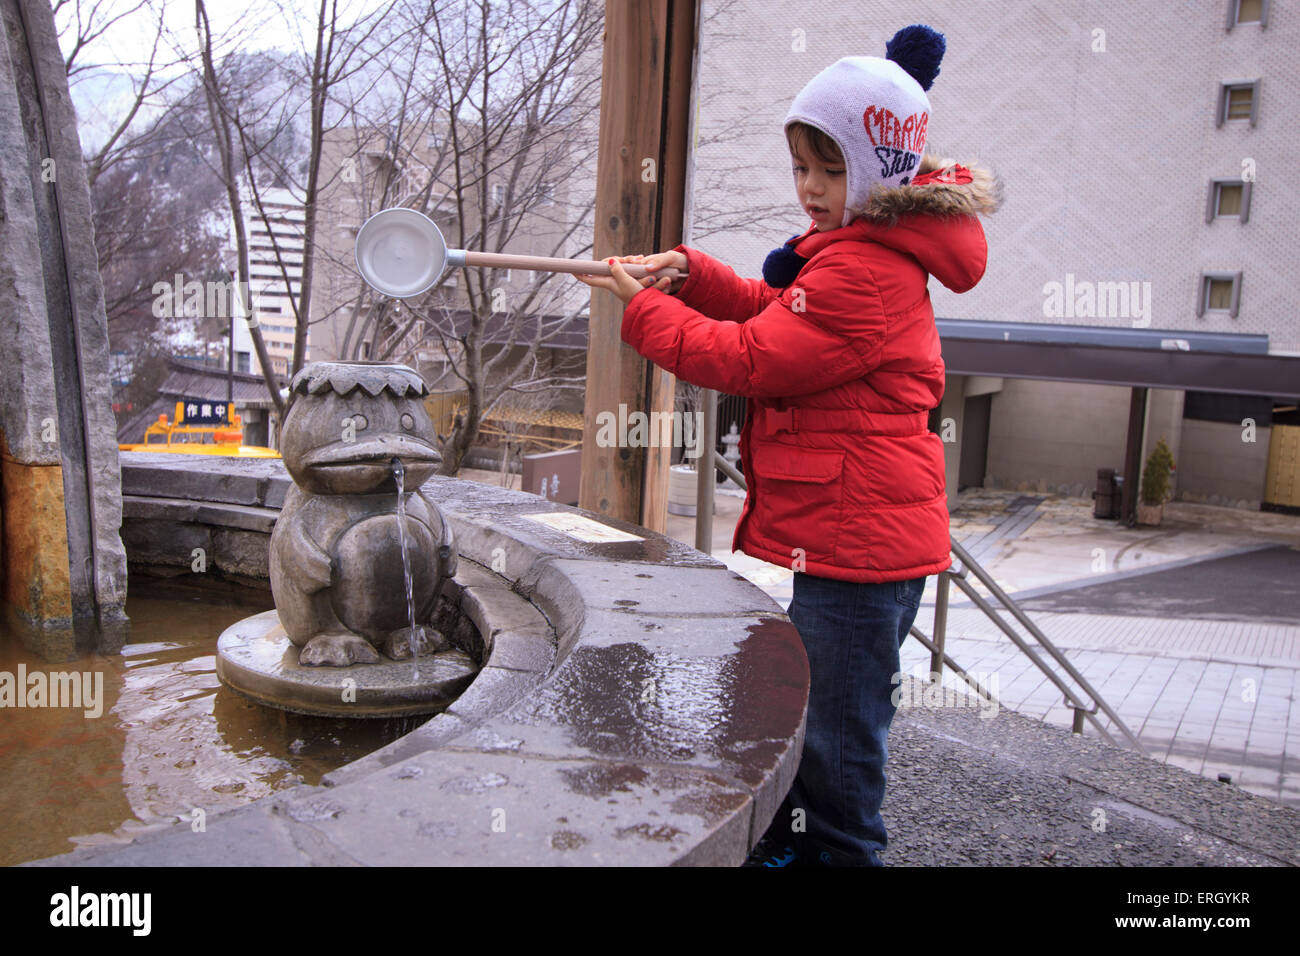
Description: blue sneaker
742,838,799,867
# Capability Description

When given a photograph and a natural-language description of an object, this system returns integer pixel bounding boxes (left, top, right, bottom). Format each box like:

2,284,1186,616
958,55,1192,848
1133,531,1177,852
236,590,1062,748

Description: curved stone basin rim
75,455,811,866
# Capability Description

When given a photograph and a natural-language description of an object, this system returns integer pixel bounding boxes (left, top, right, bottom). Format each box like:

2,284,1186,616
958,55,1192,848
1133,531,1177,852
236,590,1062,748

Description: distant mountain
66,66,172,154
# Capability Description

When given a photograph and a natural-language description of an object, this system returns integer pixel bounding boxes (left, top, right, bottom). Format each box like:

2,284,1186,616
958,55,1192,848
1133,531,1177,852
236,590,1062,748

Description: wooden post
580,0,696,529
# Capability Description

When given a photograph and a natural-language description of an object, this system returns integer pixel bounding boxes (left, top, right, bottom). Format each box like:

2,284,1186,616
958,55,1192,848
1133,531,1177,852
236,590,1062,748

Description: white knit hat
785,26,946,227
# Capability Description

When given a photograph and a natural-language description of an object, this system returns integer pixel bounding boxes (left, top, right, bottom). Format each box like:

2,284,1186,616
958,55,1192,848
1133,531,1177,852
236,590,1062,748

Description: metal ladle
354,207,686,298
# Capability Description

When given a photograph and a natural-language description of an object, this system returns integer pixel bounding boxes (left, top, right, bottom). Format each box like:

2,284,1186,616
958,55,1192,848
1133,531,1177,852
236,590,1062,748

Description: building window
1205,178,1253,223
1227,0,1268,28
492,183,506,205
1197,272,1243,317
1217,81,1260,127
540,182,555,205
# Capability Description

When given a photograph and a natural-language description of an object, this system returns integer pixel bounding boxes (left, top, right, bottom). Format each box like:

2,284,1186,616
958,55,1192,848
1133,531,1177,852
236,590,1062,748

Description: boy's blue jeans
771,571,925,866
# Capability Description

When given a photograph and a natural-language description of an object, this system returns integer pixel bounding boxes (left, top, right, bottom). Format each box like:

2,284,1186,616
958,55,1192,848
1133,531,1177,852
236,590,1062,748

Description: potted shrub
1138,438,1175,526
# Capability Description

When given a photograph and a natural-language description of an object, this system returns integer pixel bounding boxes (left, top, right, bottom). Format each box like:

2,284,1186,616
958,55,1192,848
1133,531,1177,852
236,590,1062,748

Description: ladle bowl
354,207,685,298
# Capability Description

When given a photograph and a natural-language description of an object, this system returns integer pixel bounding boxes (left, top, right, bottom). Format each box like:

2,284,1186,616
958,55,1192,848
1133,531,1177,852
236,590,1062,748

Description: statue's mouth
302,436,440,470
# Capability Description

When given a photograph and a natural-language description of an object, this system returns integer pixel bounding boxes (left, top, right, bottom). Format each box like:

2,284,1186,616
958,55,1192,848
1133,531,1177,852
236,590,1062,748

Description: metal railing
690,388,1145,754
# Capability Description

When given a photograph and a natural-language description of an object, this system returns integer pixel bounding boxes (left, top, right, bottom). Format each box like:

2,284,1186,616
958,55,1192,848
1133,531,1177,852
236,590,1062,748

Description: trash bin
1093,467,1120,519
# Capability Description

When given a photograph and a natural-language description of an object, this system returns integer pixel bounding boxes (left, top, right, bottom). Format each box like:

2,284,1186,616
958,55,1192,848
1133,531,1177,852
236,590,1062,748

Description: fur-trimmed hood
785,153,999,294
858,153,1002,225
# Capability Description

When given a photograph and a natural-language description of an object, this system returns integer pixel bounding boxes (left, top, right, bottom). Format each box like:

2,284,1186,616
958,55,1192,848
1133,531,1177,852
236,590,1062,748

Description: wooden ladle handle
461,250,686,280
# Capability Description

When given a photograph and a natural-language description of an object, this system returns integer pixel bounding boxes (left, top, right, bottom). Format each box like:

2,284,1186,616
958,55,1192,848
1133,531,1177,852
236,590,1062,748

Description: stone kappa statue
270,362,458,666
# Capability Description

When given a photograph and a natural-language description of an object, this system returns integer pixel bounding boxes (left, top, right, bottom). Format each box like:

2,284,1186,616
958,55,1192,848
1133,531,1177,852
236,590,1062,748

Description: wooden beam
580,0,696,528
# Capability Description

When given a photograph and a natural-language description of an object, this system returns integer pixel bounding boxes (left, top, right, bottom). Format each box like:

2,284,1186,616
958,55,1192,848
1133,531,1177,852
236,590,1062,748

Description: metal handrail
693,437,1146,755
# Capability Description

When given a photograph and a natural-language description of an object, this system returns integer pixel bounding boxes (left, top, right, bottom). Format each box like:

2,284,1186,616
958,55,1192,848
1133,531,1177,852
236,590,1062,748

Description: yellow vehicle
119,401,280,458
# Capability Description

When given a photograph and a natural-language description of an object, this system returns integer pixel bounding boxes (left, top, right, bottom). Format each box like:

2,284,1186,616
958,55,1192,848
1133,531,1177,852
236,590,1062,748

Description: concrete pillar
0,0,129,658
964,376,1004,398
1143,388,1185,498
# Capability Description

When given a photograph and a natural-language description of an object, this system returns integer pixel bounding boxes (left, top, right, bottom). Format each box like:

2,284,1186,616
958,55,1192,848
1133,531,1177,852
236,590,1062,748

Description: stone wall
0,0,129,658
119,454,289,599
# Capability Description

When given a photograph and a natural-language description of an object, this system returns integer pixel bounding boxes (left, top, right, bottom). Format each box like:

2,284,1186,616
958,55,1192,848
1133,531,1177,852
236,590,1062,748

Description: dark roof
433,309,1296,397
117,395,173,444
116,355,285,443
937,319,1299,400
937,318,1270,354
157,356,283,406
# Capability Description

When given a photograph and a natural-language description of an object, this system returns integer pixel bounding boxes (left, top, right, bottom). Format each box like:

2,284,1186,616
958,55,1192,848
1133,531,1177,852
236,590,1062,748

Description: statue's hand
286,518,333,593
440,510,458,579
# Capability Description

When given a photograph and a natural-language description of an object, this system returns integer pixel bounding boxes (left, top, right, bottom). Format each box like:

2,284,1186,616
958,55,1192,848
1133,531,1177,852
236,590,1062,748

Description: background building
239,185,308,378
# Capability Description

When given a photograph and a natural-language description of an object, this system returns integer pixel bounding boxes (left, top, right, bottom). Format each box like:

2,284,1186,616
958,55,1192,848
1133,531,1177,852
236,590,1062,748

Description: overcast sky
59,0,394,147
58,0,394,72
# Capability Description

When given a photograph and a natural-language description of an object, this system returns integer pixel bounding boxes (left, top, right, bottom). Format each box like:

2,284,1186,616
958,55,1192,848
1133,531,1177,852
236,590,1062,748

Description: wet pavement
1016,544,1300,625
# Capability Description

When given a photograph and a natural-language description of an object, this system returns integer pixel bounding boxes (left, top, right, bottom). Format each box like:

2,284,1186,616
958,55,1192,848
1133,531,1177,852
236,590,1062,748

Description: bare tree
56,0,153,80
195,0,287,415
89,120,223,323
309,0,603,474
232,0,397,378
56,1,231,419
57,0,192,190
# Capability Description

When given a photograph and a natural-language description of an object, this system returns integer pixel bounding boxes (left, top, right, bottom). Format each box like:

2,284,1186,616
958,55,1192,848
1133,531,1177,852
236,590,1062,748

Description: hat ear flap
885,24,946,91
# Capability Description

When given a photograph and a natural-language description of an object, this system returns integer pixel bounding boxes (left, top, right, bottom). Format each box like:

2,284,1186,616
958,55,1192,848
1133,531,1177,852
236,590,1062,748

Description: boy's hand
576,253,686,304
640,251,688,295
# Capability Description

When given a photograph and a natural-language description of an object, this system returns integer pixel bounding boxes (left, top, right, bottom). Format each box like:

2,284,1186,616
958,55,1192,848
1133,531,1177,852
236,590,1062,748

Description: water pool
0,595,427,865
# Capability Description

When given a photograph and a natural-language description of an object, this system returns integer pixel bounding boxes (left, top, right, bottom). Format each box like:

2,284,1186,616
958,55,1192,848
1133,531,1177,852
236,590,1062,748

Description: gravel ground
883,677,1298,867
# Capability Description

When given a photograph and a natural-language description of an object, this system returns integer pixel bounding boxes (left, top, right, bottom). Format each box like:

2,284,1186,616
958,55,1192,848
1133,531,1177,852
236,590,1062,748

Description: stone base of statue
216,611,478,718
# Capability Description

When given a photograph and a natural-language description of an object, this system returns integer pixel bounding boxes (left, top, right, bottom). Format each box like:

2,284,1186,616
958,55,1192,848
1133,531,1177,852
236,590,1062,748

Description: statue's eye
350,413,368,431
400,413,415,430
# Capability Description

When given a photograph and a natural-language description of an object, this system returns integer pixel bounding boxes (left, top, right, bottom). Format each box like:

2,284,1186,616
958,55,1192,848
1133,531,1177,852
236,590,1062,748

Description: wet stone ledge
52,453,810,865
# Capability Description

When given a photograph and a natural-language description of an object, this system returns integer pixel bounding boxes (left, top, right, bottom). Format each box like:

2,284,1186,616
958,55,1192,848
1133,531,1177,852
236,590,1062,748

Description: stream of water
392,457,420,679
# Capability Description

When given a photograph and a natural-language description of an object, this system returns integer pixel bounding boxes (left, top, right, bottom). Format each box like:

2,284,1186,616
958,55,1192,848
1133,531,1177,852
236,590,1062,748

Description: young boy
579,25,999,865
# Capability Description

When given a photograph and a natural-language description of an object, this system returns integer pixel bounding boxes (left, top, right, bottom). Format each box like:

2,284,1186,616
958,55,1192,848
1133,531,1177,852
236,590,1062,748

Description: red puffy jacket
621,158,999,583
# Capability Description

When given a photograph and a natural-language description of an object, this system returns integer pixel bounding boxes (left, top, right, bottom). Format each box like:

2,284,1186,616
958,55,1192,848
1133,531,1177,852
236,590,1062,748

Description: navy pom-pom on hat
885,25,946,91
762,237,809,288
